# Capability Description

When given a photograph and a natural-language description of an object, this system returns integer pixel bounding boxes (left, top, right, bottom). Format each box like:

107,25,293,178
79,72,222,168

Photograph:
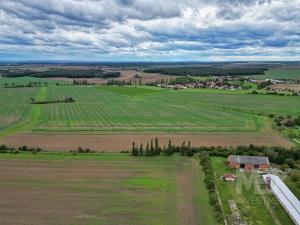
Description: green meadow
252,68,300,80
0,79,299,136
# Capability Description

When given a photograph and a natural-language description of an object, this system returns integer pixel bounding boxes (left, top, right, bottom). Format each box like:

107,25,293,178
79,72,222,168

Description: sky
0,0,299,61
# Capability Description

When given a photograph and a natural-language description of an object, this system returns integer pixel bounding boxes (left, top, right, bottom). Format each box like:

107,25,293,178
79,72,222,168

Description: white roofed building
263,174,300,225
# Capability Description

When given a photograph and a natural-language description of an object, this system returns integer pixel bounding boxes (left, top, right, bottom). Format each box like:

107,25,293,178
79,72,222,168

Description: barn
227,155,269,171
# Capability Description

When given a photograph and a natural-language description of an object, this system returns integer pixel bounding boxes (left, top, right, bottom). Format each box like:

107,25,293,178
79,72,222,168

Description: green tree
131,142,138,156
150,139,154,155
166,139,173,155
284,158,295,168
139,143,143,156
294,116,300,126
180,140,186,155
155,137,159,154
187,141,194,156
30,97,36,103
146,142,150,156
290,170,300,182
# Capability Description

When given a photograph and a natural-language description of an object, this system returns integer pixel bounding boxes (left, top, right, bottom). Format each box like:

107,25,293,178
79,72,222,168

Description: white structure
263,174,300,225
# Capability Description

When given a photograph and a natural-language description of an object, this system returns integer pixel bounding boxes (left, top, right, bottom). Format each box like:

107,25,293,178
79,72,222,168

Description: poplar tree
155,137,159,154
150,139,154,155
180,140,186,155
146,142,150,156
187,140,194,157
139,143,143,156
132,142,139,156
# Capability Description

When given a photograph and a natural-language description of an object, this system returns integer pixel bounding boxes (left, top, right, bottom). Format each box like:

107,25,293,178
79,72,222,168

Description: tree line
4,81,48,88
131,139,300,169
69,147,96,154
131,138,194,157
107,79,142,86
2,69,121,79
0,144,42,154
144,66,268,77
199,151,224,222
250,90,299,96
30,97,75,104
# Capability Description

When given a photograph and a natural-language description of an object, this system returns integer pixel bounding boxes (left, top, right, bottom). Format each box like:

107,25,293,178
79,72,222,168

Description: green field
252,68,300,80
0,153,217,225
211,157,294,225
0,76,70,86
0,79,299,136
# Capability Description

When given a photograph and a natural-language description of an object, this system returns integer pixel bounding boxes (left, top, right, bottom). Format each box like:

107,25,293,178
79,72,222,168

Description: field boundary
0,133,294,152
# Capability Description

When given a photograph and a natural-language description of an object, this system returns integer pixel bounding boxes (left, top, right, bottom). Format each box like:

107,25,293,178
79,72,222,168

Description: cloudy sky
0,0,299,61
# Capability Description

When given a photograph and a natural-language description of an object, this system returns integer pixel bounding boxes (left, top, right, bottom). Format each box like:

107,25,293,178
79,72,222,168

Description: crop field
0,153,216,225
0,76,70,86
37,86,266,133
269,83,300,92
1,84,300,135
0,85,257,134
0,78,299,149
252,68,300,80
211,157,294,225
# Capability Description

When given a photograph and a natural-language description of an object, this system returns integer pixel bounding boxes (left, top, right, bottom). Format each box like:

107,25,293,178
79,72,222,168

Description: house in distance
227,155,270,171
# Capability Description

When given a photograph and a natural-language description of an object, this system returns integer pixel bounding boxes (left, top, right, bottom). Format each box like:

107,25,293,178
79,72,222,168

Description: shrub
290,170,300,182
0,144,8,150
199,152,224,222
285,158,295,168
280,164,289,171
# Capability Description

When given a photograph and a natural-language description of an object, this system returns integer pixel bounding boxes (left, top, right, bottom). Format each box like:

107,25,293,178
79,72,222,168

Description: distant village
155,75,300,95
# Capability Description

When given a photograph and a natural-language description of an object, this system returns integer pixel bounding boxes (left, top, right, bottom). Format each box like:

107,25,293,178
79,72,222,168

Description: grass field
0,153,217,225
252,68,300,80
0,76,70,86
98,85,164,96
0,78,299,151
211,157,294,225
0,82,299,136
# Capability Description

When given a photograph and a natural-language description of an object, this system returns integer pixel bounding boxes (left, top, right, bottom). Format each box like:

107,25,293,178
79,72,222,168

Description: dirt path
176,159,197,225
0,133,294,152
228,200,247,225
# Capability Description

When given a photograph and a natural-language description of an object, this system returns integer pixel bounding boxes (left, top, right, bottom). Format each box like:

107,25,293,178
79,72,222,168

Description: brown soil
269,84,300,92
0,160,133,225
104,69,175,84
0,156,201,225
0,133,294,152
177,159,197,225
49,69,174,84
49,69,175,85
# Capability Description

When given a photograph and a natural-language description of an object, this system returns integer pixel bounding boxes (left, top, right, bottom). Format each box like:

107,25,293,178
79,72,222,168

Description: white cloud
0,0,299,61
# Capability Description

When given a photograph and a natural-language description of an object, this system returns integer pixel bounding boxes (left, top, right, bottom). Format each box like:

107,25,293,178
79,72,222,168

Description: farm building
223,173,236,182
263,174,300,225
227,155,269,171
